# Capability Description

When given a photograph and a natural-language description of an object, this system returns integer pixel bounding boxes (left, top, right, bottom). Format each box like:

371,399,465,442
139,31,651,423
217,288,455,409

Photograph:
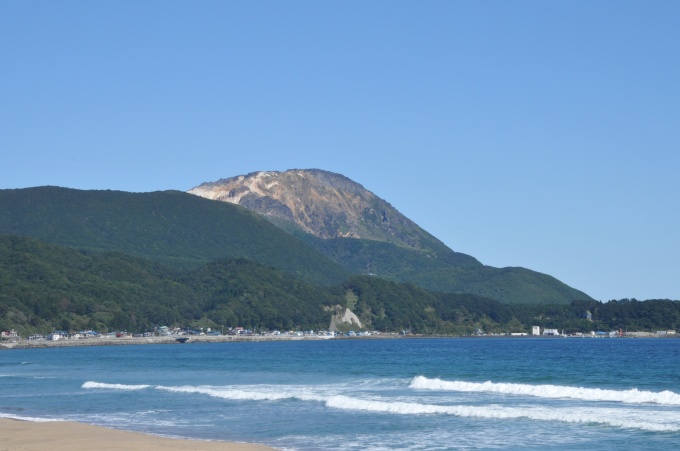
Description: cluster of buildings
0,329,101,341
0,326,344,341
0,329,20,340
3,327,677,342
530,326,676,338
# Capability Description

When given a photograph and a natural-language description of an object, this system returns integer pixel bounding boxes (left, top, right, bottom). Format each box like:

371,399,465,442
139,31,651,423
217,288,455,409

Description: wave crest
410,376,680,405
326,395,680,432
156,385,325,403
82,381,151,391
0,413,62,422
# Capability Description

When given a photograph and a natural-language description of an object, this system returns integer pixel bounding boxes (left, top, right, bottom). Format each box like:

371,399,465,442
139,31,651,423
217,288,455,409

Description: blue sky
2,1,678,301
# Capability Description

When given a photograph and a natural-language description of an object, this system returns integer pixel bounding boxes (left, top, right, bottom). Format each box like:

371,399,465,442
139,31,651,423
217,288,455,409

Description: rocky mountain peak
188,169,436,251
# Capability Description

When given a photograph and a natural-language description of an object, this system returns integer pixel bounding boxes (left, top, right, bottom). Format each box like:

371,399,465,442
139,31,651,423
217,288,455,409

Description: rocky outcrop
326,305,363,332
188,169,442,252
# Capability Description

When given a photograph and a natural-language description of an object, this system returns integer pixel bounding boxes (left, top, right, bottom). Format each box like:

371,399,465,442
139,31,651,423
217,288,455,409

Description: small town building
1,329,20,339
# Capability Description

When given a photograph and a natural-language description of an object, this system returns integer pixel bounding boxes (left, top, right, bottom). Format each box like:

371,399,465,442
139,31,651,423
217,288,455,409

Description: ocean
1,337,679,450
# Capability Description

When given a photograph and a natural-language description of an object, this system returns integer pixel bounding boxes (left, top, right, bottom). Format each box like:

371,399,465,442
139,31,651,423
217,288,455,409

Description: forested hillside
1,235,678,338
298,234,590,304
191,170,593,304
0,185,594,304
0,235,343,334
0,186,348,285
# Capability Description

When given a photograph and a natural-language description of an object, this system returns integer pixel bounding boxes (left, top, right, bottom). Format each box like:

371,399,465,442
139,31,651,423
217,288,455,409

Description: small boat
176,337,190,343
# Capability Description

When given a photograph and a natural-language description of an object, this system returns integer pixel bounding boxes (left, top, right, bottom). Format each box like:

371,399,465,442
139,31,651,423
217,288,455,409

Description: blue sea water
1,337,679,450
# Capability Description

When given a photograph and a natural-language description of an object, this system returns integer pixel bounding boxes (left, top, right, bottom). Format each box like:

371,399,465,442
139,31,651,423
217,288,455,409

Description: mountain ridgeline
2,174,677,337
189,169,591,304
0,186,347,285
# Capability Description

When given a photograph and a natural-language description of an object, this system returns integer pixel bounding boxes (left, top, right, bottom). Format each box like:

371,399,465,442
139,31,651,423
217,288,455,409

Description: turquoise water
1,338,679,450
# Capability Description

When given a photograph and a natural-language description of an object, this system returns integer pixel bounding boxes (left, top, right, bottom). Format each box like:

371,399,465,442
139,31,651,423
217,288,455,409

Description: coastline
2,338,678,449
0,418,275,450
0,333,342,350
2,331,676,350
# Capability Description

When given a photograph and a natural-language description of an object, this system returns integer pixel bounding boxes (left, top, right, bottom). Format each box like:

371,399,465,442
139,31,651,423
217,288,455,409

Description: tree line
1,235,679,337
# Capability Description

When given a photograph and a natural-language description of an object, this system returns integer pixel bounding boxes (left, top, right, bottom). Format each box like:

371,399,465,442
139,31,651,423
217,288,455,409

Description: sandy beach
0,418,275,450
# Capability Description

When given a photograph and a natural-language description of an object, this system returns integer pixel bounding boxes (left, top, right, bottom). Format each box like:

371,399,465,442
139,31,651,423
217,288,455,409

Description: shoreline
2,332,676,350
0,418,275,450
0,333,345,350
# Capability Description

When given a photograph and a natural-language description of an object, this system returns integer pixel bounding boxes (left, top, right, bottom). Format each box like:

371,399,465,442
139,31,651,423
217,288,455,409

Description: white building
1,329,20,339
531,326,541,335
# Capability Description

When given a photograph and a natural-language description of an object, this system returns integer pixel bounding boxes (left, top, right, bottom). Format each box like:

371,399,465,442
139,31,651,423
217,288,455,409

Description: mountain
0,178,592,304
189,169,592,304
0,186,348,286
189,169,476,263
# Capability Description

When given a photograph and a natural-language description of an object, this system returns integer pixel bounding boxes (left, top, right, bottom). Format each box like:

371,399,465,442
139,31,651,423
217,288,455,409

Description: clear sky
2,1,678,301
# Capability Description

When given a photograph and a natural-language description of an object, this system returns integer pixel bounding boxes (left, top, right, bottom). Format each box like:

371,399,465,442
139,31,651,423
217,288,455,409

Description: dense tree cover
341,276,518,335
512,299,680,333
0,235,197,334
0,235,347,336
179,258,343,331
297,234,591,305
1,186,590,304
0,187,348,285
1,235,678,338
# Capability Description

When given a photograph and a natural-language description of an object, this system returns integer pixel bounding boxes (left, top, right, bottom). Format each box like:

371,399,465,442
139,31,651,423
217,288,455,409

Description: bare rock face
326,305,363,332
188,169,436,251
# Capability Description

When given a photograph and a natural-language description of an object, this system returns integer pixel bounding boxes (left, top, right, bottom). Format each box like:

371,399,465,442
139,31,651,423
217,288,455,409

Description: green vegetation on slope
296,234,591,304
0,186,348,285
196,169,591,304
0,186,592,304
179,258,343,331
0,235,343,335
0,234,196,334
2,235,676,338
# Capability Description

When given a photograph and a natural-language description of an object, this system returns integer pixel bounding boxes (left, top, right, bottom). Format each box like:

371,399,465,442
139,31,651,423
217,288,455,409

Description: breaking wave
0,413,62,422
82,381,151,391
83,380,326,402
325,395,680,432
81,379,680,432
156,385,326,403
410,376,680,405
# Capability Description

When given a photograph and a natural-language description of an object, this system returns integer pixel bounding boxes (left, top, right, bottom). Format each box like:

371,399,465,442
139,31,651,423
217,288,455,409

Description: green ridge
0,186,348,286
1,235,677,337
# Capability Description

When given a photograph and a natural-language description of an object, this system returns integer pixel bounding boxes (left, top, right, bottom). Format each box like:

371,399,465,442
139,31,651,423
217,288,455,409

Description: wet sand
0,418,275,450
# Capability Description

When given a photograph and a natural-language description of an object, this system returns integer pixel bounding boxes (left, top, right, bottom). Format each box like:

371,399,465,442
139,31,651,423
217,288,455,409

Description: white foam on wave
156,385,326,403
325,395,680,432
410,376,680,405
0,412,62,422
83,379,338,403
82,381,151,391
72,411,190,428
